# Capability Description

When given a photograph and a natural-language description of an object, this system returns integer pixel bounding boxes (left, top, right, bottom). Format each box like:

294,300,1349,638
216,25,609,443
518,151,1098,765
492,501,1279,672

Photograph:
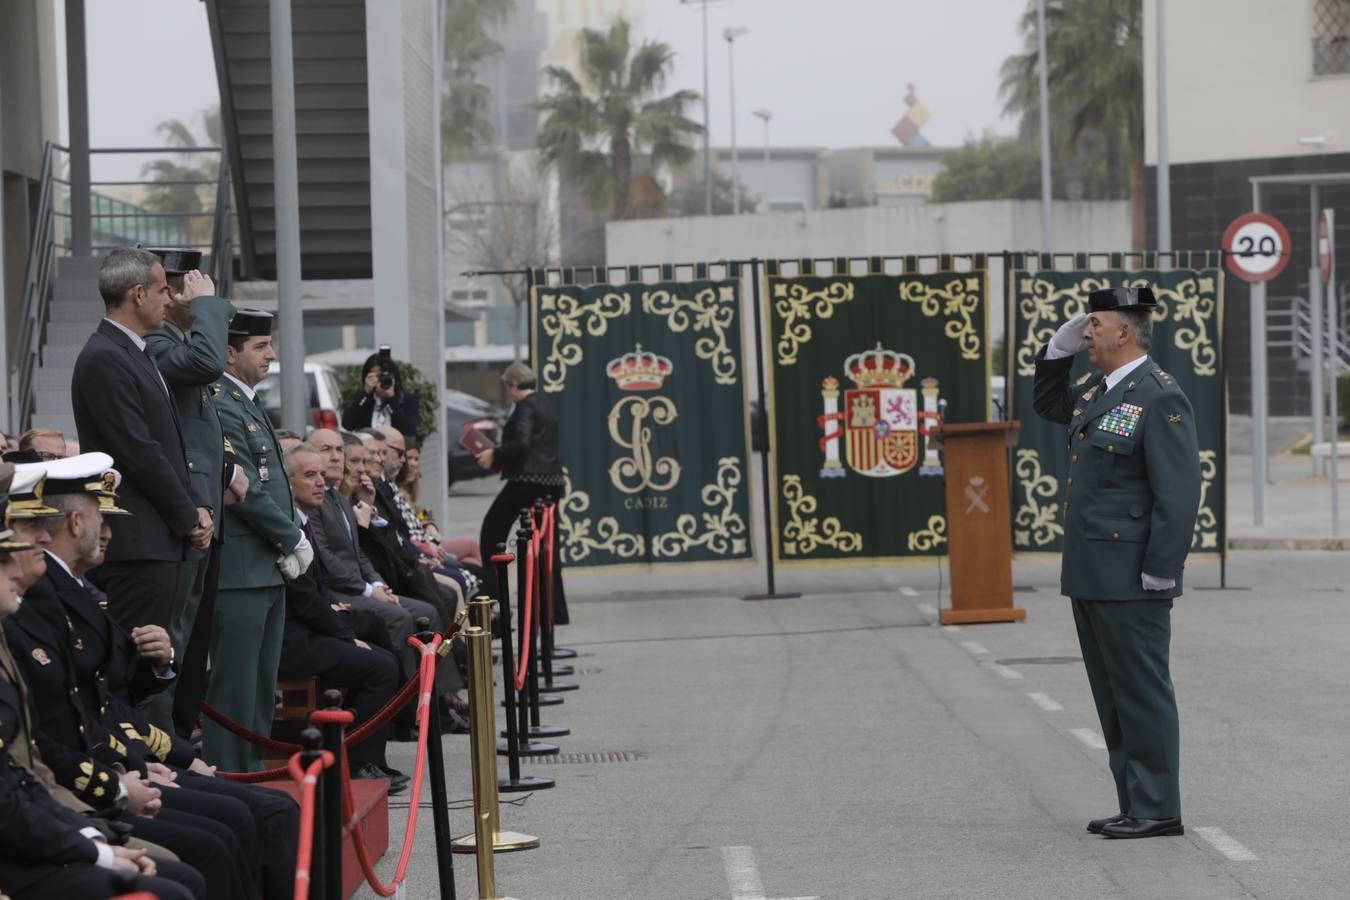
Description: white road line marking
1193,827,1258,861
1027,692,1064,712
882,573,901,586
959,640,988,655
989,663,1023,679
940,625,962,634
915,602,937,618
720,846,819,900
1069,728,1107,750
899,586,918,597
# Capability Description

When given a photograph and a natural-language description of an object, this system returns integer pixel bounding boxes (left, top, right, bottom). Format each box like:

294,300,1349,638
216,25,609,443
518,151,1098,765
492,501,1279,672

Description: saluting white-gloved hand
1141,572,1176,591
1047,313,1090,358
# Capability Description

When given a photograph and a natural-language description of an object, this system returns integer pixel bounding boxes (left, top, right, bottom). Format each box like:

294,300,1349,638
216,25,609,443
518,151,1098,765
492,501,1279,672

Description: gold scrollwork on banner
1014,275,1105,376
538,289,632,392
1192,449,1219,550
642,285,739,384
780,474,862,555
772,280,856,366
1148,275,1218,376
1012,448,1063,548
898,276,984,360
651,457,749,557
608,395,682,494
555,461,749,564
906,515,948,552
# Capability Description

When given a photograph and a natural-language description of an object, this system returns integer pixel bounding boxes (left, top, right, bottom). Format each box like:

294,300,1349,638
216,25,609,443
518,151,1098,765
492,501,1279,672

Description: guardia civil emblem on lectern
816,344,944,479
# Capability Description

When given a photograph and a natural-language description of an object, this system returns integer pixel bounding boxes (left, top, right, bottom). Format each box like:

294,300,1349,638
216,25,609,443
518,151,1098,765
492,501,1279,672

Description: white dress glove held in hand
1047,313,1090,359
278,552,301,580
292,533,314,573
1141,572,1176,591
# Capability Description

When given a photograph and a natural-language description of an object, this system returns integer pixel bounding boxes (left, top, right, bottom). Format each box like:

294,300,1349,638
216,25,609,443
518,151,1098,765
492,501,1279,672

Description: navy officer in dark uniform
1033,286,1201,839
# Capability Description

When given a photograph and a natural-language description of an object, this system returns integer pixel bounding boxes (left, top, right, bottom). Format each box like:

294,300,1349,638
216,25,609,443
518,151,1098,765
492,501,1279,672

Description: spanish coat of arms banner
531,278,753,568
1008,260,1225,555
765,265,991,565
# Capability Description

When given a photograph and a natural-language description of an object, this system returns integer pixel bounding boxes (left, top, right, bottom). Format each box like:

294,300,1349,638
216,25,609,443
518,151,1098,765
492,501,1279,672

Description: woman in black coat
475,362,569,624
342,351,420,435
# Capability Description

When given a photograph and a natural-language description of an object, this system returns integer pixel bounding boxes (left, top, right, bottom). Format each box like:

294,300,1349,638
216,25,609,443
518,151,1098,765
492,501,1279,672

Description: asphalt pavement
359,468,1349,900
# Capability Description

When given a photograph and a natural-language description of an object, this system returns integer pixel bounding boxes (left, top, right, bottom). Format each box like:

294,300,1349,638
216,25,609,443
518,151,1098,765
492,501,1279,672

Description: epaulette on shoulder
210,382,223,397
1151,368,1177,388
1074,371,1095,387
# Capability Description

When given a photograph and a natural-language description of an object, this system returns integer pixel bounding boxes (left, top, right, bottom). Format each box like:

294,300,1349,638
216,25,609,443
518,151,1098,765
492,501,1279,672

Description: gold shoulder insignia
1073,408,1083,417
211,383,222,396
1168,413,1183,423
1074,371,1094,387
231,389,243,399
223,436,236,454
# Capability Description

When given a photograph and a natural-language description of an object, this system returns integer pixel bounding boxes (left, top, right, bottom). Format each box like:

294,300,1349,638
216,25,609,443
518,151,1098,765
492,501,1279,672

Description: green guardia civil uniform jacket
212,377,301,590
1032,348,1202,601
144,296,236,529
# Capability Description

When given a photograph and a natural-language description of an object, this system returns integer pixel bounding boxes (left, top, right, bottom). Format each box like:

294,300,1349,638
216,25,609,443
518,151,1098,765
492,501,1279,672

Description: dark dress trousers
73,319,202,634
479,392,569,623
35,560,300,899
1033,349,1201,820
145,296,236,737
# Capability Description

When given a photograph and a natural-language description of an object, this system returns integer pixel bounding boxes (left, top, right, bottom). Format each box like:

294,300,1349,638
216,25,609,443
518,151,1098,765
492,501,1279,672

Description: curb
1228,537,1350,551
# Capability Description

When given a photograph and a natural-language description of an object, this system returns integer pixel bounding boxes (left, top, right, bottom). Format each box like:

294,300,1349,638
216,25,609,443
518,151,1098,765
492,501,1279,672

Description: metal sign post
1324,208,1340,537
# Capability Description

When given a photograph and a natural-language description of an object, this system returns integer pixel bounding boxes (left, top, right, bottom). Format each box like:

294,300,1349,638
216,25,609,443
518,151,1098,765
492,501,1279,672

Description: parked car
253,362,344,433
446,389,507,485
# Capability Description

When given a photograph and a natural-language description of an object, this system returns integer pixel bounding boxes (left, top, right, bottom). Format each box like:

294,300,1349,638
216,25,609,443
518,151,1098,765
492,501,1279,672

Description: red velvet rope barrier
288,748,336,900
541,503,555,624
514,535,536,691
343,634,441,897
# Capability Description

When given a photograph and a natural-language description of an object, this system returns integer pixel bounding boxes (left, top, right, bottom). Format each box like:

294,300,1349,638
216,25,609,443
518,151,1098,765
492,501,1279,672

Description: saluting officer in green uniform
202,309,313,772
1033,286,1201,840
143,249,244,737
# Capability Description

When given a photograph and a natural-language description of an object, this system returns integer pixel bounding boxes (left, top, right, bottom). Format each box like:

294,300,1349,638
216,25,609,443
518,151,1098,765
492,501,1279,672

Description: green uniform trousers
1071,598,1180,820
202,585,286,772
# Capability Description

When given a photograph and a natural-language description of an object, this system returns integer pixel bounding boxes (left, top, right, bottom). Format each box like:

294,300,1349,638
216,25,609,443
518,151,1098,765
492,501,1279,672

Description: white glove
1047,314,1090,359
1141,572,1176,591
291,533,314,573
278,552,301,580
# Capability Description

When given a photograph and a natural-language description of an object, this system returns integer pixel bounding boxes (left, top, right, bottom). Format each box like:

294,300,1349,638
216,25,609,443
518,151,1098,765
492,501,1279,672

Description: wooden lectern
938,421,1025,625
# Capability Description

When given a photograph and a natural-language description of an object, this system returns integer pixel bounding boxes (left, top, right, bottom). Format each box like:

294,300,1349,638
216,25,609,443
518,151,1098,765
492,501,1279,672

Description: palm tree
1000,0,1144,248
140,107,223,245
441,0,516,160
537,17,702,221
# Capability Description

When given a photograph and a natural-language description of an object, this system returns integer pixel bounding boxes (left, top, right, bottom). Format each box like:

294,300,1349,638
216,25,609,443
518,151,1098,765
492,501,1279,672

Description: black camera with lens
378,371,395,391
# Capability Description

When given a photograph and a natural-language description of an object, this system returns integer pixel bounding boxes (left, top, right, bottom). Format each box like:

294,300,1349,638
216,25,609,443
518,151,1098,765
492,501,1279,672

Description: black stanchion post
743,256,802,601
317,691,345,900
299,728,325,900
491,547,555,790
514,512,558,756
415,620,458,900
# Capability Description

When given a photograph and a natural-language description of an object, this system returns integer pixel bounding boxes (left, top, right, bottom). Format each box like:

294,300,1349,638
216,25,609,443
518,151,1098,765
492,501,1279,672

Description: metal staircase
205,0,373,280
1269,286,1350,377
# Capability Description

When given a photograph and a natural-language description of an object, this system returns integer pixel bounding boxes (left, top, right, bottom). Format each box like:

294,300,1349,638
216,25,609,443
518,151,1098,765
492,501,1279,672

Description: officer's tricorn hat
0,462,32,552
41,452,130,517
1088,286,1160,313
229,308,275,338
0,453,60,520
145,248,203,276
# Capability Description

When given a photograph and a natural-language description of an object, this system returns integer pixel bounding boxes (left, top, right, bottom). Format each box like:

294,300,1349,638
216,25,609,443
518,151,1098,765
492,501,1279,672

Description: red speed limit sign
1222,212,1292,282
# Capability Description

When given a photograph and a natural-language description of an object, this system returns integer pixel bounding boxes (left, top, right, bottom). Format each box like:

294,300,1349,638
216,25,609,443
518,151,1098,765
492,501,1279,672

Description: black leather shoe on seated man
354,762,409,795
1100,816,1184,838
1086,813,1127,834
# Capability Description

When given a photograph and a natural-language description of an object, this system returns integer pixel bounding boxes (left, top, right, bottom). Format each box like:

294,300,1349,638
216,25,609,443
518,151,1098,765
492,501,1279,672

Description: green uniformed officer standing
143,249,242,737
202,309,312,772
1033,286,1201,839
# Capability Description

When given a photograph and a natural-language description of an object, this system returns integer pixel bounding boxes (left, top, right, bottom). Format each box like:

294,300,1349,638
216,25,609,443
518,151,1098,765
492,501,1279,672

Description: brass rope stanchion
451,621,539,880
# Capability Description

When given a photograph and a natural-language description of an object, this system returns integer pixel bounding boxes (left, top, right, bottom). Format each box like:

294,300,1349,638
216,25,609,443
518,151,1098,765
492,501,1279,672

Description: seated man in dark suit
282,444,406,793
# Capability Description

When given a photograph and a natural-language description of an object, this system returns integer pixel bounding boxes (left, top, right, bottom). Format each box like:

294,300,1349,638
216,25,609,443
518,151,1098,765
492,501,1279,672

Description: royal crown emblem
607,344,673,391
817,343,944,479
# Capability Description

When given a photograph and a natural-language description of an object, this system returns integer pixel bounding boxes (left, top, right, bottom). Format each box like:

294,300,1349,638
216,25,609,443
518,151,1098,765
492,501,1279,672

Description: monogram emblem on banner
606,345,682,496
817,344,944,479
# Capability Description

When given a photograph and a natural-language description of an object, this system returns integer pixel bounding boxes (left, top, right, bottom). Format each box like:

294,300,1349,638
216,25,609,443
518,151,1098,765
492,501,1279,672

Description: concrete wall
709,148,826,212
366,0,449,516
1144,0,1350,166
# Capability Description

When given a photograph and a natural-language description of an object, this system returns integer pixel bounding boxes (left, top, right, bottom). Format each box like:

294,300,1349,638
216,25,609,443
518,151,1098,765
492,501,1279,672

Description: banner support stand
742,257,801,602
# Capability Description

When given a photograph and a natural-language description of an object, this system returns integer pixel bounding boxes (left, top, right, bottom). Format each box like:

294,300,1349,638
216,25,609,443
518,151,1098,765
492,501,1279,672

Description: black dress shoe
353,763,409,795
380,766,410,789
440,707,471,734
1100,816,1184,838
1086,813,1127,834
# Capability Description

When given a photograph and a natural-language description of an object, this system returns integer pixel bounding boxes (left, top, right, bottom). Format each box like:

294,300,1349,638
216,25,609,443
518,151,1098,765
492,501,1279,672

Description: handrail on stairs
209,155,235,298
12,141,63,431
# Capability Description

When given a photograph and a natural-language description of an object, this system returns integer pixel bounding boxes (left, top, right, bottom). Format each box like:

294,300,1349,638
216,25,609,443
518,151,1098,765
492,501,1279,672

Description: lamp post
1035,0,1053,251
724,26,749,215
681,0,715,216
753,108,771,163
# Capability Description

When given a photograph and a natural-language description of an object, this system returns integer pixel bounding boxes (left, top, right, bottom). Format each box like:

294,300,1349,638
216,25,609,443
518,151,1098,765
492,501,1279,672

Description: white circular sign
1223,212,1292,283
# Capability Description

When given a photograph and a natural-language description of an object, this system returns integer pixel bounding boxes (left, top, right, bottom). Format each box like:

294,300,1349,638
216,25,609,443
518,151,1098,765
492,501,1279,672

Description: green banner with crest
531,279,752,568
1008,263,1226,555
766,267,990,565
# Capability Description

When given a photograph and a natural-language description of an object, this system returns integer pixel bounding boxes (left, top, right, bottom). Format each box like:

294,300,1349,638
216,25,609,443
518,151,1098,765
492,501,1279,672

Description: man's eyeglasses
36,451,64,461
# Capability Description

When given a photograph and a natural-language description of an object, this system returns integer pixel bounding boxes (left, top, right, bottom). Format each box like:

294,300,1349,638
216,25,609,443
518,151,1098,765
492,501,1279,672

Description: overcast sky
61,0,1027,177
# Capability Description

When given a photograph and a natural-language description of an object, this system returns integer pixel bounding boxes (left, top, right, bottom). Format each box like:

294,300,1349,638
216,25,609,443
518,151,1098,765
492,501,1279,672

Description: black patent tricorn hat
1088,286,1159,313
228,308,275,338
145,248,203,275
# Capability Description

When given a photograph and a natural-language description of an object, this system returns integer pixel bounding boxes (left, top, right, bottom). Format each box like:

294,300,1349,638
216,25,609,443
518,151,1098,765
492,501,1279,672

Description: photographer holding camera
342,348,420,436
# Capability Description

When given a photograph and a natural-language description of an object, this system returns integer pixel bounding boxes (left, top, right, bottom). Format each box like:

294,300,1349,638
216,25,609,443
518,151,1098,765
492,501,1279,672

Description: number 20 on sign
1223,212,1292,282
